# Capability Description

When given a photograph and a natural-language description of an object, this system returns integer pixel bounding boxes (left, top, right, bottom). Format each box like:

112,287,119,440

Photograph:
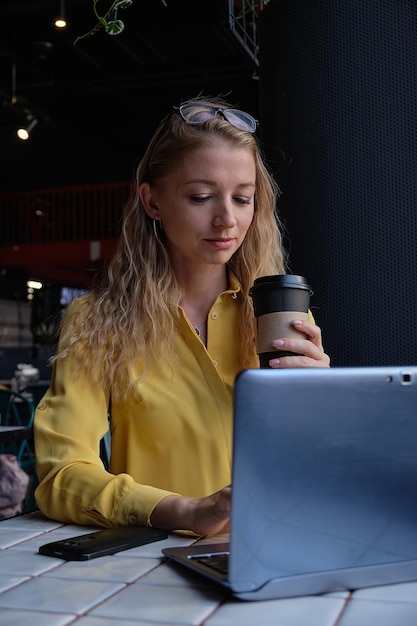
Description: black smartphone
39,525,168,561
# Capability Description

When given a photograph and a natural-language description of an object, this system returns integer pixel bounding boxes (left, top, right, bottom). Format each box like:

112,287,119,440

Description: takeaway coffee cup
250,274,312,368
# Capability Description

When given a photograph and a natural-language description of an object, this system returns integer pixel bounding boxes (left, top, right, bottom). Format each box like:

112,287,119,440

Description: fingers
216,486,232,514
292,319,324,347
269,320,330,368
269,353,330,368
150,489,232,535
189,487,232,536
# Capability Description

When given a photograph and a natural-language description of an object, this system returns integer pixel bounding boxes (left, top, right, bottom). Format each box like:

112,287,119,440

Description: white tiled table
2,512,417,625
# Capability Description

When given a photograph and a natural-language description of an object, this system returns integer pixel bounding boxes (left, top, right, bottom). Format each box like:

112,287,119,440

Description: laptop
163,366,417,600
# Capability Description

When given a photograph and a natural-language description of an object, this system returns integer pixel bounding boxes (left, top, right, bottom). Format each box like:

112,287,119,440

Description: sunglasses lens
178,104,257,133
223,109,258,133
179,104,216,124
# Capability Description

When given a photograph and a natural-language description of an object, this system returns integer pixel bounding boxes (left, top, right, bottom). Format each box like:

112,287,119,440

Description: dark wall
258,0,417,366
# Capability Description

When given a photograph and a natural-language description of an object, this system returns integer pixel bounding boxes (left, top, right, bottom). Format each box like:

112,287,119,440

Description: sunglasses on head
173,103,258,133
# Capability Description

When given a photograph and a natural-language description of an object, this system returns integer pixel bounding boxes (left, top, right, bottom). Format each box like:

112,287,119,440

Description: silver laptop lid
229,366,417,593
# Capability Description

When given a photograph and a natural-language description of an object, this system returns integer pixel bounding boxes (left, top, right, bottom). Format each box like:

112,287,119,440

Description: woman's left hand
269,319,330,368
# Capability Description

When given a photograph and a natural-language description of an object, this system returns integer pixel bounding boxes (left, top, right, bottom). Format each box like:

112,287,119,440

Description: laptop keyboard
194,553,229,575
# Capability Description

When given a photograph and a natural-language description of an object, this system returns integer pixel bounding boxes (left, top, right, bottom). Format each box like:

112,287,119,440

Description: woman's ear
139,182,160,219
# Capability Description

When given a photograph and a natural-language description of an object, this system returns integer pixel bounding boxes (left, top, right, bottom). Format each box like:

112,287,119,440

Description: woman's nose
213,201,237,227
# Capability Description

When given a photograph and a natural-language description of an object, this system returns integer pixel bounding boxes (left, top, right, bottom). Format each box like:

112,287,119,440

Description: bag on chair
0,454,29,519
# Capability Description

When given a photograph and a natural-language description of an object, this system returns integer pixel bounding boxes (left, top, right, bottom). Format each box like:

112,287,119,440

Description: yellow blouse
34,274,247,527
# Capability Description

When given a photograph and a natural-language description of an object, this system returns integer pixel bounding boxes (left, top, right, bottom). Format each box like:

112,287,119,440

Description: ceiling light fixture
54,0,67,28
17,117,38,141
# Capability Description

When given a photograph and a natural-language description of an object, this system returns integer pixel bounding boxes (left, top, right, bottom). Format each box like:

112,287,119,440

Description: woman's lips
205,238,235,249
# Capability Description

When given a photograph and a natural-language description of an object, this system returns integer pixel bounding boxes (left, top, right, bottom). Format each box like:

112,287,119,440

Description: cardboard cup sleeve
255,311,309,354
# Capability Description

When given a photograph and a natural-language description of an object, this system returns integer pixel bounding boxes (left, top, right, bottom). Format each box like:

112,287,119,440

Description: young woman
34,97,330,534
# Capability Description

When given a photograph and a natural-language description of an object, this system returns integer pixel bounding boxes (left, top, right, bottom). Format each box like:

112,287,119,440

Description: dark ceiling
0,0,261,193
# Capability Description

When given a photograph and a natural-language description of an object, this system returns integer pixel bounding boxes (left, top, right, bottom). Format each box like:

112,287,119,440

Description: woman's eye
234,197,252,205
190,195,210,203
189,195,253,205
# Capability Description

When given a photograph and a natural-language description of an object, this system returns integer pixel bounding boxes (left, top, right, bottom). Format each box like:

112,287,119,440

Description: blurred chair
23,382,50,407
0,389,36,474
100,429,111,471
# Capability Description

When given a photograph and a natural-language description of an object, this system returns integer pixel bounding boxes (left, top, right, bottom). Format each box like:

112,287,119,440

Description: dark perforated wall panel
258,0,417,366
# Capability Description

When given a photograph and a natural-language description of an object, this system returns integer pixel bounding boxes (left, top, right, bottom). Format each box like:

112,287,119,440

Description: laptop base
164,542,417,600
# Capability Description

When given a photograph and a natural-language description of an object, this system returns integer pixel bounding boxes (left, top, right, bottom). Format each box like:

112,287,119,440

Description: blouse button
212,359,218,367
211,312,219,320
128,513,137,525
37,402,48,411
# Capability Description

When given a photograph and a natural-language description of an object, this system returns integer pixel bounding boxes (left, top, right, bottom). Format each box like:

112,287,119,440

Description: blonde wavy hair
55,96,287,398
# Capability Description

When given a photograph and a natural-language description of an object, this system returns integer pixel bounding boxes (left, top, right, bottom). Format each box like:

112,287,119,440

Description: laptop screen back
228,367,417,592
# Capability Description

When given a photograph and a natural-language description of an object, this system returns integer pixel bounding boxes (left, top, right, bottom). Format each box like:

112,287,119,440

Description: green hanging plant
74,0,166,45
